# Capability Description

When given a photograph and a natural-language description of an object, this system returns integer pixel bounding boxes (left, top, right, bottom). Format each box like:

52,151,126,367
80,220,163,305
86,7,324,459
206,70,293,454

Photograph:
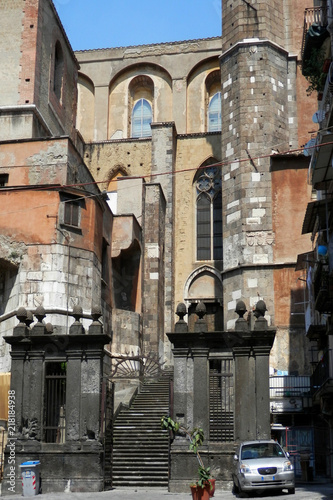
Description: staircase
112,374,171,487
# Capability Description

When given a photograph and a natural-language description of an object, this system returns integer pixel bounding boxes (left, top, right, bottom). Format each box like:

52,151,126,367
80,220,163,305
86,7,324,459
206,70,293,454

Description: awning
301,198,333,234
295,251,315,271
308,131,333,186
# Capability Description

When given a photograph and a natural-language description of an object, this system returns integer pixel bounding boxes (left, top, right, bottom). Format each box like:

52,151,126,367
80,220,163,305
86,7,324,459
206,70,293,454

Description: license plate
261,476,275,481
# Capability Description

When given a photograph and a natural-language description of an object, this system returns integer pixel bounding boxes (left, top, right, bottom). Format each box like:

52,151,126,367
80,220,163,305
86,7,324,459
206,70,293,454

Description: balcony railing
302,7,328,60
270,376,311,398
311,349,332,395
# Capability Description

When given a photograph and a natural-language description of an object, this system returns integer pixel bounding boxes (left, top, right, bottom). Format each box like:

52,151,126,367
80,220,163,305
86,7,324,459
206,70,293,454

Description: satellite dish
312,110,325,123
303,138,316,156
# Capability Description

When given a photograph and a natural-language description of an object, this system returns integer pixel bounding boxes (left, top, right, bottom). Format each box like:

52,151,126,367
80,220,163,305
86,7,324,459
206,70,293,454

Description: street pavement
1,483,333,500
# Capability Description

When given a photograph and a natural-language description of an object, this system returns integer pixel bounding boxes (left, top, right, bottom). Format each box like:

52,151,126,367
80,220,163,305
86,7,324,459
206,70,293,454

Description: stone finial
16,307,27,325
45,323,54,334
195,302,206,319
72,305,83,323
175,303,188,333
14,307,29,337
253,300,268,330
35,306,46,323
89,305,103,335
234,300,249,332
194,302,207,332
70,304,85,335
31,306,46,335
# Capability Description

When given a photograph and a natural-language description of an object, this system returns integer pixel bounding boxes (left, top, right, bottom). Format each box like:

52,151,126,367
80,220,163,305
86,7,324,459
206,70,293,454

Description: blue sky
53,0,222,51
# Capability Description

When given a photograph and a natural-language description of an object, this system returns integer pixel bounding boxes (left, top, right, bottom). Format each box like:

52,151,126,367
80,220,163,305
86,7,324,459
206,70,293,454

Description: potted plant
302,46,327,97
161,416,215,499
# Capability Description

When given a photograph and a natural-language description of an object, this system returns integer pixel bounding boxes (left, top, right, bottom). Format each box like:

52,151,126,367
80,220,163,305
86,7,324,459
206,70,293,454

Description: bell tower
220,0,301,328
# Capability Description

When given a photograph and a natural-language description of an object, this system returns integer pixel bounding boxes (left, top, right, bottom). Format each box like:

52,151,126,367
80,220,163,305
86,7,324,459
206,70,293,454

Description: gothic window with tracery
196,166,222,261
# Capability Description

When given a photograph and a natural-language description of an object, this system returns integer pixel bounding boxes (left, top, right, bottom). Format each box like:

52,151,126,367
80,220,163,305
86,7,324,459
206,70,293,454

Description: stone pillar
254,346,271,439
80,348,103,441
27,351,44,441
192,348,210,437
142,183,166,356
233,347,256,441
172,78,187,134
94,85,109,141
66,349,82,442
172,348,190,427
151,122,176,363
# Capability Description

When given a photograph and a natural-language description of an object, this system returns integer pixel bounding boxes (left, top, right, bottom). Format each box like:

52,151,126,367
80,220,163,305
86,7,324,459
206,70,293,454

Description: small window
131,99,152,138
208,92,221,132
64,199,79,227
0,174,9,187
60,193,84,230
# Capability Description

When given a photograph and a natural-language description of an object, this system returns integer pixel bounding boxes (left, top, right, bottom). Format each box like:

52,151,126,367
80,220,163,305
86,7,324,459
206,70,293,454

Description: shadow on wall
0,259,18,317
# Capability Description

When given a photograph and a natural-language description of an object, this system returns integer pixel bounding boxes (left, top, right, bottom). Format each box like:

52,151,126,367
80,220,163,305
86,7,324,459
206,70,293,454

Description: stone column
142,183,166,356
80,348,103,441
233,347,255,441
66,350,82,442
94,85,109,141
172,78,187,134
254,346,271,439
151,122,176,364
172,348,190,427
192,348,210,436
26,351,44,441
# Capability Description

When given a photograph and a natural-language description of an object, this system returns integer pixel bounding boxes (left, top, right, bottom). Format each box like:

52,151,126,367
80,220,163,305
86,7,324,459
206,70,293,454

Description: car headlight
240,464,252,474
283,461,293,471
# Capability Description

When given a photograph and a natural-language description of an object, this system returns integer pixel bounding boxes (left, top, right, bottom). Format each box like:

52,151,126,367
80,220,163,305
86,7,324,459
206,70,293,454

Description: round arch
184,265,223,331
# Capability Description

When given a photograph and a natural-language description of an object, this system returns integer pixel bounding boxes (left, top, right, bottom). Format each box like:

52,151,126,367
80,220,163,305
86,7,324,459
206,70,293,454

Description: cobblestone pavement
1,483,333,500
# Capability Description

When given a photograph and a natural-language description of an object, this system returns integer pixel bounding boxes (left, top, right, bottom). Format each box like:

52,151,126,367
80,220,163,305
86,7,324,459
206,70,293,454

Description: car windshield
241,443,285,460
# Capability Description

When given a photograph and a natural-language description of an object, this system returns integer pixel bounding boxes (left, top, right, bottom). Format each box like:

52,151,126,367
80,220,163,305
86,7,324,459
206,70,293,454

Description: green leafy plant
302,47,327,96
161,416,212,490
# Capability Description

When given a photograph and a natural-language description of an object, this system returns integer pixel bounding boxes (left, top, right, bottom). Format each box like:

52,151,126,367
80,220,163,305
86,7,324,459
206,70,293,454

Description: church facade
1,0,330,490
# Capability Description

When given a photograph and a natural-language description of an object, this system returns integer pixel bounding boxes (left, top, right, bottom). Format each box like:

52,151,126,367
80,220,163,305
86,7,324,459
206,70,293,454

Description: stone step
111,373,171,487
112,479,168,487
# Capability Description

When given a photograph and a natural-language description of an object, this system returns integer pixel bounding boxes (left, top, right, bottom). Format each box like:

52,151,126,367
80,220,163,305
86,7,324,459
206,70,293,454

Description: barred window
44,362,66,443
196,166,222,261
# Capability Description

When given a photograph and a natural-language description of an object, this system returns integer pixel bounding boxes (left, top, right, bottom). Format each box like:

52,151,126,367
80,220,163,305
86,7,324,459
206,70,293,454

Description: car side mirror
234,454,239,461
285,451,290,458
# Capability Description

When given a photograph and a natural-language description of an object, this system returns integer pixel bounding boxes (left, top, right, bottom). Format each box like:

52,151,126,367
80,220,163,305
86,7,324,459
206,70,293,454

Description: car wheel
288,487,295,495
232,479,239,494
238,484,246,498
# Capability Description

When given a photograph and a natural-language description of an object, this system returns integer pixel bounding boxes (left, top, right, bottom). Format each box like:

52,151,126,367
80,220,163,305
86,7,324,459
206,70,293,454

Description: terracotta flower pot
208,478,216,497
190,482,213,500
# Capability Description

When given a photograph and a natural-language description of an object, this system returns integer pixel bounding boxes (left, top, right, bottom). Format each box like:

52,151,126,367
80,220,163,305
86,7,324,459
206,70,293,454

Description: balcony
308,131,333,187
311,349,333,398
313,261,333,314
270,376,311,413
302,7,329,61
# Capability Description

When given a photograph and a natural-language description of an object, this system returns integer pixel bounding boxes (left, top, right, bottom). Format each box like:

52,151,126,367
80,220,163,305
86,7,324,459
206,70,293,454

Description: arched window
196,166,222,261
131,98,152,138
53,41,64,102
208,92,221,132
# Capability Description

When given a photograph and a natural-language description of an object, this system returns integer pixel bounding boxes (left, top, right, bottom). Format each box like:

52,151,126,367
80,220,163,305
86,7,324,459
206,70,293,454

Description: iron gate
209,358,234,441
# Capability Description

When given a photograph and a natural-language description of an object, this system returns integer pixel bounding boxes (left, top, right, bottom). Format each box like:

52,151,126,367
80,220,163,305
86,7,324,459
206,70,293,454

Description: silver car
232,440,295,497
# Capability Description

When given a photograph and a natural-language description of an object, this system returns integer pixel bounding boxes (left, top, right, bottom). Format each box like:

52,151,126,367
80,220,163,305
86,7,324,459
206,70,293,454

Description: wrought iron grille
209,358,234,442
44,362,66,443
